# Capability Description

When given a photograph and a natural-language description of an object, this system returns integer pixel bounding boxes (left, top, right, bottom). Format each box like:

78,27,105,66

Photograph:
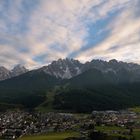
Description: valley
0,59,140,139
1,0,140,139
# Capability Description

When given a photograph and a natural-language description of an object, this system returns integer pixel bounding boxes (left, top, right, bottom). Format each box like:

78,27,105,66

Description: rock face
39,58,83,79
0,65,28,81
38,58,140,81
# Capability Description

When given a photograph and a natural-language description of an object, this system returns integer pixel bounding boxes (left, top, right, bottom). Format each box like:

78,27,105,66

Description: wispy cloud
0,0,139,68
76,0,140,63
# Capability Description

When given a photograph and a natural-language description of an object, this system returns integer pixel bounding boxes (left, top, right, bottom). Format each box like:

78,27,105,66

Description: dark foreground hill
53,69,140,112
0,70,60,108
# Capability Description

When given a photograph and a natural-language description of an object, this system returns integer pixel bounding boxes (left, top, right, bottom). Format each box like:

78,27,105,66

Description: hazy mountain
0,66,11,81
11,64,28,77
0,65,28,81
82,59,140,82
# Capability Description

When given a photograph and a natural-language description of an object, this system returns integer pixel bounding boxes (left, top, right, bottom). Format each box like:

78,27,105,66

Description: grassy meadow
18,131,80,140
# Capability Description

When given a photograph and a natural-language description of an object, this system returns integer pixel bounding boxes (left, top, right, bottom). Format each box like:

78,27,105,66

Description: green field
133,129,140,140
96,126,140,140
18,131,80,140
35,91,55,112
18,127,140,140
96,126,130,138
129,106,140,113
96,125,125,131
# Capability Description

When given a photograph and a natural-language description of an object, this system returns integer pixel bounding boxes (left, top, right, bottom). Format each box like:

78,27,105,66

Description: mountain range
1,58,140,81
0,64,28,81
0,58,140,112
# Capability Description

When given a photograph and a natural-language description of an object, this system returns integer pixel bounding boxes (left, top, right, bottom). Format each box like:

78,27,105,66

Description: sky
0,0,140,69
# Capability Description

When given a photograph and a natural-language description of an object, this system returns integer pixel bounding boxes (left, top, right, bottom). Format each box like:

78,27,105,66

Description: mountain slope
53,68,140,112
0,70,61,108
0,59,140,111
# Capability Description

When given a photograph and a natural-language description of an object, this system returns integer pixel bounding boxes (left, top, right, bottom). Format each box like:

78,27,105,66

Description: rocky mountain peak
40,58,83,79
0,65,28,81
0,66,11,81
11,64,28,77
109,59,118,64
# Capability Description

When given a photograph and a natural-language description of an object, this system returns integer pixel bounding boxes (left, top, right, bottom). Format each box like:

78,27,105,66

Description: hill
53,69,140,112
0,70,60,108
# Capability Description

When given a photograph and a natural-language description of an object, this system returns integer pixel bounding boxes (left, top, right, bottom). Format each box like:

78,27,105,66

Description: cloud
0,0,139,69
26,0,132,63
75,0,140,64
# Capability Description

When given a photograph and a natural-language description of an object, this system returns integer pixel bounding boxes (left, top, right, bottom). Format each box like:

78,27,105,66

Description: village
0,110,139,139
